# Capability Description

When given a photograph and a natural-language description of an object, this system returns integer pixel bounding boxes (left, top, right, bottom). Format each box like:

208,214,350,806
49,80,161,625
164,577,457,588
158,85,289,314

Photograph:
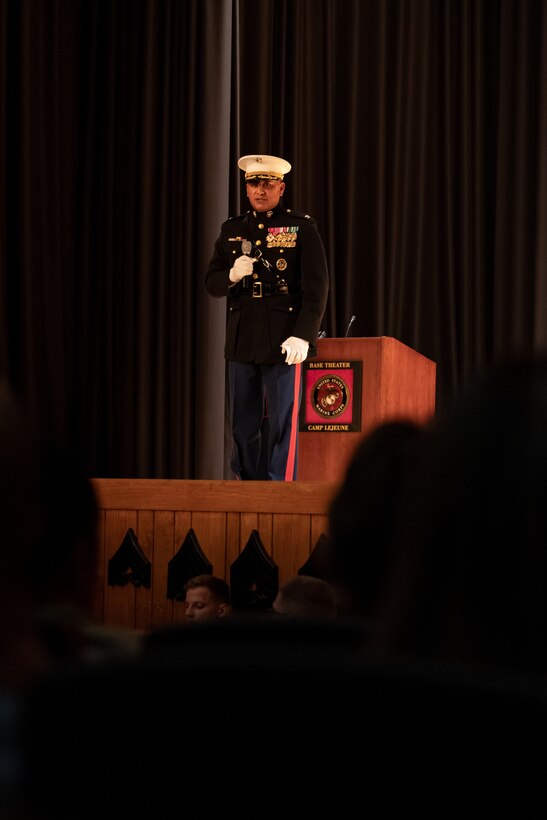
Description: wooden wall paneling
225,512,241,578
104,510,139,629
92,508,106,623
239,512,260,550
92,479,337,513
256,513,273,554
91,480,339,629
149,510,175,630
173,511,193,623
190,511,228,579
272,514,313,582
311,514,330,551
133,510,154,632
171,598,185,624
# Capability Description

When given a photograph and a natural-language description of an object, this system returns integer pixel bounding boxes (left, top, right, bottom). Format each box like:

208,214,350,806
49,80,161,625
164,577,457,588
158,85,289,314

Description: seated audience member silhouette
371,355,547,677
19,362,547,815
272,574,338,618
0,381,49,694
326,419,430,623
0,379,139,680
183,574,231,622
0,382,49,817
30,437,142,663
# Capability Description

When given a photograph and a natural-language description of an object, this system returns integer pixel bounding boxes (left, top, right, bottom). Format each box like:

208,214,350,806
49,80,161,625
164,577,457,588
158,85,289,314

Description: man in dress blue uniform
206,154,329,480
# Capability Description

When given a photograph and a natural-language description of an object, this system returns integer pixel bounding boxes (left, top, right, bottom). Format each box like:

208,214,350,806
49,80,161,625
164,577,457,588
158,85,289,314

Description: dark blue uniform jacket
206,204,329,365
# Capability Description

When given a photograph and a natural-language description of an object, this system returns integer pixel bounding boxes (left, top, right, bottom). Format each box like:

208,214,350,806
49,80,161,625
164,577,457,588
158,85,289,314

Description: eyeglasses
246,179,280,190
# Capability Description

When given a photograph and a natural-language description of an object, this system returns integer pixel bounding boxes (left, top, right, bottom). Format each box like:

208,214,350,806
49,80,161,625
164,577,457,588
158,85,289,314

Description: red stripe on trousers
284,362,301,481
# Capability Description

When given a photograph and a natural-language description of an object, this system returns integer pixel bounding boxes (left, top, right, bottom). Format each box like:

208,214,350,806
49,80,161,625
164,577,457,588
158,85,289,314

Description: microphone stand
344,315,356,337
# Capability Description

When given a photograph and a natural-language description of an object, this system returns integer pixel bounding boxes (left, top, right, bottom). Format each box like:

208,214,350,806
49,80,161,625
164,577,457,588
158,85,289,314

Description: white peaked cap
238,154,292,180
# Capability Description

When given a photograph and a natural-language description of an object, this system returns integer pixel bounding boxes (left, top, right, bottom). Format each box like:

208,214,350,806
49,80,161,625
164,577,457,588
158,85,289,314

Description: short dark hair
274,575,337,618
183,574,230,605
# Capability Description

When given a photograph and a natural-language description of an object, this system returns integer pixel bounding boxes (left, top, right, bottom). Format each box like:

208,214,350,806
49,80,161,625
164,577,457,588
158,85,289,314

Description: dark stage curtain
1,0,546,479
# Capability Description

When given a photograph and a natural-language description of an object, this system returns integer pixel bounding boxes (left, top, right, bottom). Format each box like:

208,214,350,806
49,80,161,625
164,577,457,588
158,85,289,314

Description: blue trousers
229,361,303,481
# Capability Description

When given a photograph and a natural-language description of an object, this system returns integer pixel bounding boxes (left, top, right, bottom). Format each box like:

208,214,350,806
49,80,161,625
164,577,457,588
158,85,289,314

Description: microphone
317,330,326,339
344,315,356,337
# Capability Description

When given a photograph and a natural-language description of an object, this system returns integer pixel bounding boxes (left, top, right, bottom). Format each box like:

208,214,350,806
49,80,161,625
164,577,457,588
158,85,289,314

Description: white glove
229,255,256,283
281,336,309,365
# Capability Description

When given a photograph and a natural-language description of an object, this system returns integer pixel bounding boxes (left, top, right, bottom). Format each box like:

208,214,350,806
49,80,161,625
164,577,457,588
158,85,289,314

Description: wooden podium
297,336,436,482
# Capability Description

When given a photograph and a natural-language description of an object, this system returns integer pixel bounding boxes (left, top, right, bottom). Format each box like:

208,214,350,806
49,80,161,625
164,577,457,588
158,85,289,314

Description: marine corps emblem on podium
299,360,362,432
